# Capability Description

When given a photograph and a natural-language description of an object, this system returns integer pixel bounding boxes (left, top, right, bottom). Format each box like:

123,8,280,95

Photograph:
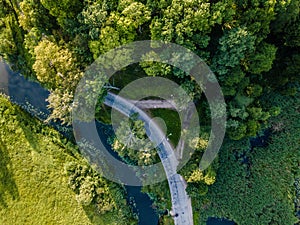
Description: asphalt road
105,92,194,225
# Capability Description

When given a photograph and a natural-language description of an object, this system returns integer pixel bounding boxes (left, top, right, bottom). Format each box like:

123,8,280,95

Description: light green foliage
210,0,236,25
188,136,208,152
0,15,17,59
0,0,33,77
19,0,56,58
32,39,84,124
179,127,217,199
19,0,55,31
65,162,128,215
23,27,43,56
41,0,82,17
87,1,151,58
46,88,74,124
31,40,78,123
139,61,172,77
89,26,121,57
80,2,108,31
33,39,82,89
121,1,151,28
185,167,216,185
150,0,212,48
144,0,214,78
0,1,300,224
112,115,158,166
0,95,135,225
77,1,108,40
187,169,204,183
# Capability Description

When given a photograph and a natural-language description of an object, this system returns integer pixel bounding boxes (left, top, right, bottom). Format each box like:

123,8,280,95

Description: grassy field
0,95,132,225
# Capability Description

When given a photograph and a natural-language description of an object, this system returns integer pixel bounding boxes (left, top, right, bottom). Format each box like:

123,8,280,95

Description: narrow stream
0,62,158,225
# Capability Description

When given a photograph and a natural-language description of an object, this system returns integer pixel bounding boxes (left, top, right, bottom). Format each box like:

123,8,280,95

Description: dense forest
0,0,299,224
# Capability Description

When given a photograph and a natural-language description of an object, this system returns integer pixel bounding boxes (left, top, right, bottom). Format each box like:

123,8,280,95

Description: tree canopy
0,0,299,224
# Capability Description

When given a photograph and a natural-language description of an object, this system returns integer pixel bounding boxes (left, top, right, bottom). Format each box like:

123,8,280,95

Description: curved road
105,92,193,225
129,99,176,109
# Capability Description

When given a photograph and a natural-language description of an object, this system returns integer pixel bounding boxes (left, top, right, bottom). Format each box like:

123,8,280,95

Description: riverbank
0,62,158,225
0,94,135,224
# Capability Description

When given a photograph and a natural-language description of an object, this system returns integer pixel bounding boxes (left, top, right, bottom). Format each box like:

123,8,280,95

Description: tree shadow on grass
82,205,102,224
12,103,41,153
18,118,39,152
0,139,19,208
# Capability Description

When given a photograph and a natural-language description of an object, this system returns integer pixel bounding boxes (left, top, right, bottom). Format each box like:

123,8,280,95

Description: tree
270,0,300,34
112,115,158,166
212,26,256,76
143,0,215,78
0,0,33,77
199,92,300,225
77,1,108,40
45,89,74,125
247,42,277,75
32,39,84,124
40,0,83,32
19,0,56,31
65,161,131,216
88,1,151,58
32,39,82,90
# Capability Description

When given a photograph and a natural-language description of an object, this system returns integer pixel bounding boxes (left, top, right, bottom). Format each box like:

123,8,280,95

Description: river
0,61,242,225
0,62,158,225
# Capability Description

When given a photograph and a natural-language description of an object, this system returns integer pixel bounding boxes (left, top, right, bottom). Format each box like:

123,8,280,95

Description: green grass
0,95,133,225
149,108,181,146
